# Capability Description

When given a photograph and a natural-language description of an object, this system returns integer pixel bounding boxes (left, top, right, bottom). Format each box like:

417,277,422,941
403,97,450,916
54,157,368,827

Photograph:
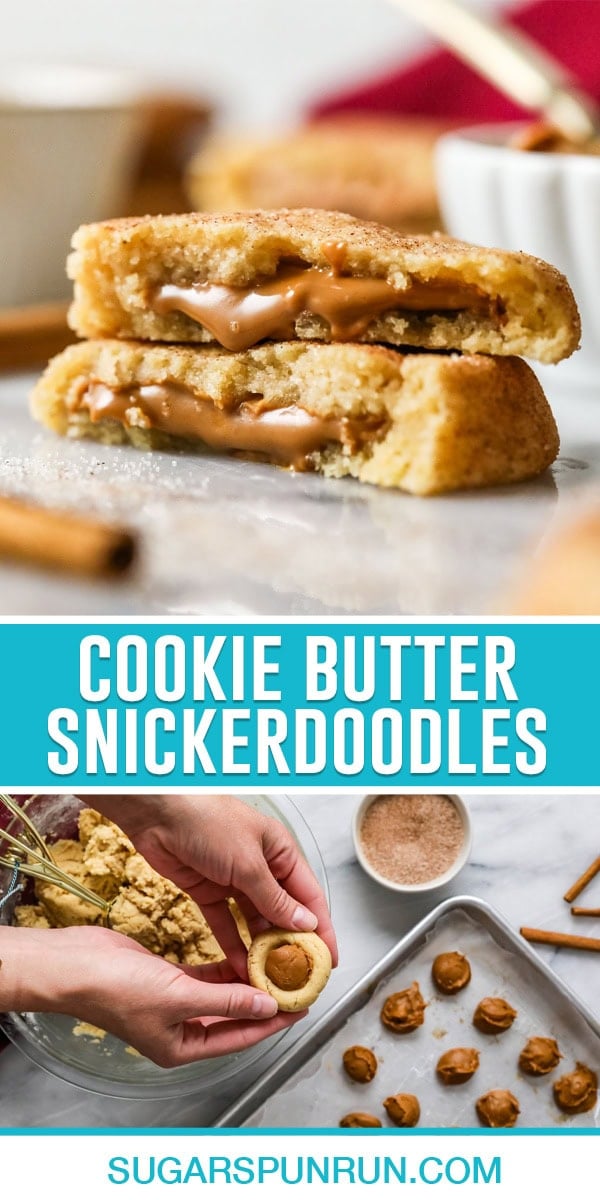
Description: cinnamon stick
0,302,75,372
563,856,600,903
521,926,600,952
571,907,600,917
0,495,136,577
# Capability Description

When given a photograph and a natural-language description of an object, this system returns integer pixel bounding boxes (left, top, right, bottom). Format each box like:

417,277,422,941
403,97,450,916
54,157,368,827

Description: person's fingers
235,852,319,937
182,979,278,1021
174,1009,308,1065
193,898,250,978
238,833,338,966
265,830,338,965
177,960,242,985
111,935,154,956
272,855,339,967
230,891,271,942
163,974,278,1024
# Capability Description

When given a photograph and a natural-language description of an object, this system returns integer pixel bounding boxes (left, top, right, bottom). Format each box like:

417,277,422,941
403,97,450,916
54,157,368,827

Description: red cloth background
312,1,600,120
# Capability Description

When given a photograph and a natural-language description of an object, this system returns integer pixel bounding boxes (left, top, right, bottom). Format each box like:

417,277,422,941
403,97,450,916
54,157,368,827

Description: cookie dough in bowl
247,928,332,1012
0,793,329,1100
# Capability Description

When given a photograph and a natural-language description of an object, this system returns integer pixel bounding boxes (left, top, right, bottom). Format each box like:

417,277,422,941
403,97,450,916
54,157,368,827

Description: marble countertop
2,791,598,1128
0,373,598,616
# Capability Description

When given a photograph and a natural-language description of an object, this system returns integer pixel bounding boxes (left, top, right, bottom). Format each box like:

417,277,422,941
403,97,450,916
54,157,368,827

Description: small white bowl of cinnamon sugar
353,793,472,894
436,121,600,392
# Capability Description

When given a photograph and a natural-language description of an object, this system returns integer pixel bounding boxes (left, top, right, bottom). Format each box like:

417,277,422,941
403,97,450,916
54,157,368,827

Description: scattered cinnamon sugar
359,794,465,885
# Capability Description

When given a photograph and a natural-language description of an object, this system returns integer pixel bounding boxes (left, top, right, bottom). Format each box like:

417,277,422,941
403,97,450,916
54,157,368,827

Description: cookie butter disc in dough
247,928,332,1012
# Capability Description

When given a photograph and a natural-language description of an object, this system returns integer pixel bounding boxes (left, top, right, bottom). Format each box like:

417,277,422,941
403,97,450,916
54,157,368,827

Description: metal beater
0,793,112,922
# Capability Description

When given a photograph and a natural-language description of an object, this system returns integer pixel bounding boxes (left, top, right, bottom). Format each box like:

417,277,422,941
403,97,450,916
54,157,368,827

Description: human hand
96,794,338,976
0,925,305,1067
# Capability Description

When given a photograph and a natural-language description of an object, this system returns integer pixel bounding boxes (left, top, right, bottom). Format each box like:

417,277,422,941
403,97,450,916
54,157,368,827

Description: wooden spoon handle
388,0,599,140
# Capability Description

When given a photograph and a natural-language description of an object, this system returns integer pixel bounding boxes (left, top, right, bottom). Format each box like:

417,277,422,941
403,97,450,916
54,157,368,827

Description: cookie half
31,339,559,496
67,208,580,363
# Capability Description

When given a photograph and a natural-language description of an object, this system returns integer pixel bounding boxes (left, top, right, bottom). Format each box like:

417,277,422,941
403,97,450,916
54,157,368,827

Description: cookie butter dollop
553,1062,598,1114
381,982,426,1033
476,1089,520,1128
436,1047,480,1085
511,121,600,155
431,951,471,994
343,1045,378,1083
339,1112,382,1128
265,944,311,991
519,1036,561,1077
473,996,517,1034
384,1093,421,1127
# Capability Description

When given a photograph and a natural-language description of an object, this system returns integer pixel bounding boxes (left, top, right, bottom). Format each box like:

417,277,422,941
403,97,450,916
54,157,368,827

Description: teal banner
0,621,596,788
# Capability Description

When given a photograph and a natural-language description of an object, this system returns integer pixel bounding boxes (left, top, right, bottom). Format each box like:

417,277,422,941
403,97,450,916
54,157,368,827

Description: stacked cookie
31,208,580,495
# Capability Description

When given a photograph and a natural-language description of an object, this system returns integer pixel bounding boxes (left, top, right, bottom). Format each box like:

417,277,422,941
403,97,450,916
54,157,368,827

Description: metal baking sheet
216,896,600,1128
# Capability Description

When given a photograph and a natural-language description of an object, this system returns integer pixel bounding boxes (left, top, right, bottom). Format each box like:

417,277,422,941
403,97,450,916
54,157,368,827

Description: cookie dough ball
247,928,331,1012
519,1036,561,1076
473,996,517,1034
343,1045,378,1083
436,1047,480,1085
384,1093,420,1127
381,982,426,1033
553,1062,598,1114
339,1112,382,1127
431,951,471,995
476,1089,520,1127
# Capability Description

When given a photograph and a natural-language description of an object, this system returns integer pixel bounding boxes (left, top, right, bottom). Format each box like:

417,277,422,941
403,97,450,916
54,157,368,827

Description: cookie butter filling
265,943,312,991
72,381,386,471
151,261,498,352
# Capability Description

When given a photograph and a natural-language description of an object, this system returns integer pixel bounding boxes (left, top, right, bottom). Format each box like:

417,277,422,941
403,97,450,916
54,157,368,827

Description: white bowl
436,122,600,392
0,65,144,306
352,792,472,895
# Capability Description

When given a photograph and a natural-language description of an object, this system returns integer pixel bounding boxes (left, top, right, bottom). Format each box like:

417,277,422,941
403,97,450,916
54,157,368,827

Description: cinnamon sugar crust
66,208,580,364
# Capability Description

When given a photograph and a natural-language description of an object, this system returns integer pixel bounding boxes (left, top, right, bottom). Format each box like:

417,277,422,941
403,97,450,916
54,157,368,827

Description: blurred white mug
0,64,144,307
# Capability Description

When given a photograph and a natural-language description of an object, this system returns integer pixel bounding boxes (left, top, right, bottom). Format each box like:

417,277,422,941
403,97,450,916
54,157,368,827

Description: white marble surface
1,791,598,1128
0,373,598,615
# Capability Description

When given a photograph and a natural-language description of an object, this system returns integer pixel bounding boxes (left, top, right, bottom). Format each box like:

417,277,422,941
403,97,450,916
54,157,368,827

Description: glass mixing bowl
0,793,328,1099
